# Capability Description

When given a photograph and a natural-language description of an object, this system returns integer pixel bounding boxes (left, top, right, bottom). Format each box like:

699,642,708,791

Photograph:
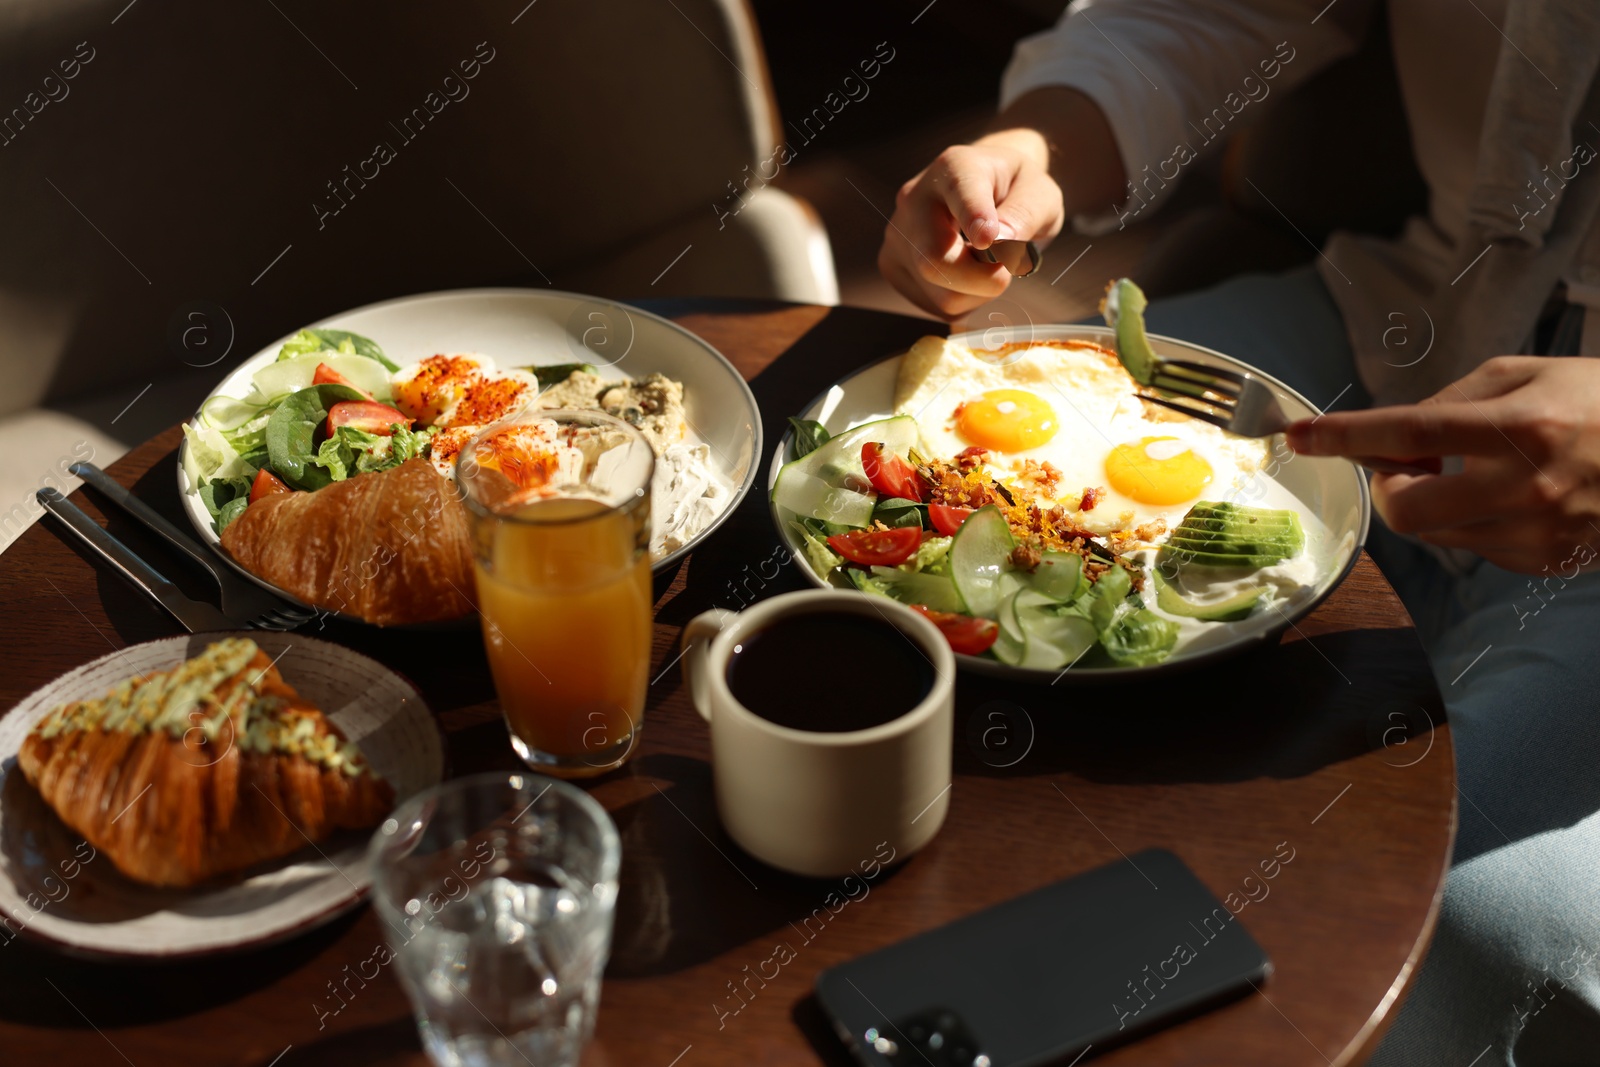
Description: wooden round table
0,299,1454,1067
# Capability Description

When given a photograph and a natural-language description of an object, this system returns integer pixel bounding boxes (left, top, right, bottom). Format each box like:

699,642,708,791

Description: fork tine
1151,375,1240,406
1153,370,1240,401
1159,358,1249,386
1140,393,1235,431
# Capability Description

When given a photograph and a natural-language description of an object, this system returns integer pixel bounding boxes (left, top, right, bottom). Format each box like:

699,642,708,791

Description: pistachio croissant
18,638,395,888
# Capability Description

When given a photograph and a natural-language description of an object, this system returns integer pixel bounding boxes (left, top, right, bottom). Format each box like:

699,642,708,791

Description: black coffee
726,611,935,732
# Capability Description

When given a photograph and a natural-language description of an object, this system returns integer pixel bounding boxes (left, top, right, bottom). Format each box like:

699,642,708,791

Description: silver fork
1137,359,1436,477
67,463,316,630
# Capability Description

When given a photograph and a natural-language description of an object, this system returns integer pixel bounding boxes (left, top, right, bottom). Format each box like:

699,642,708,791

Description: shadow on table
0,907,360,1028
277,1015,420,1066
949,625,1446,787
604,752,914,981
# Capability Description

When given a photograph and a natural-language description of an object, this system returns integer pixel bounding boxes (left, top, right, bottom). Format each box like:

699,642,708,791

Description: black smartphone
814,848,1270,1067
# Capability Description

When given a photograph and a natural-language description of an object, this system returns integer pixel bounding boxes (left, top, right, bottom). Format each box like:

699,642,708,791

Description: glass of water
369,772,622,1067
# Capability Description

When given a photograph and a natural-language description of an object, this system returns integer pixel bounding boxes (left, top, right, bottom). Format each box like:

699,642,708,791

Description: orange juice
474,496,652,776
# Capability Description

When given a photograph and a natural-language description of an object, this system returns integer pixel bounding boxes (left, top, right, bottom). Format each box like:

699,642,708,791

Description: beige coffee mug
681,589,954,878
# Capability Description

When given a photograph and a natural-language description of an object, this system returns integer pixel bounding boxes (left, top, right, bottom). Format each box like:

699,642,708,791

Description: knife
37,488,233,633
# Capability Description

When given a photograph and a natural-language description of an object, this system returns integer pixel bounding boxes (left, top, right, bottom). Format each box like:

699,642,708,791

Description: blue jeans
1144,268,1600,1066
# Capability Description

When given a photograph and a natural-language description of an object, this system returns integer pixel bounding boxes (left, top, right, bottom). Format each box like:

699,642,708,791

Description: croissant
18,638,395,888
221,458,476,626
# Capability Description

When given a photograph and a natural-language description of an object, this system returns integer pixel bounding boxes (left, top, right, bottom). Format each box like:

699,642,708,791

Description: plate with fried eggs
767,324,1369,681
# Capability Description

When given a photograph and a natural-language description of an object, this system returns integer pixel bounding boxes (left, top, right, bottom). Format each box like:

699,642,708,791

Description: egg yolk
1105,436,1213,505
955,389,1057,453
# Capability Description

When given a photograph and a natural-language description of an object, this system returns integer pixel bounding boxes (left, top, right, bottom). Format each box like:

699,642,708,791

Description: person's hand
1285,356,1600,575
877,135,1065,320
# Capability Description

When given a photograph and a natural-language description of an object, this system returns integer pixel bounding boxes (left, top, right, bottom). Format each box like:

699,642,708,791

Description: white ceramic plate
178,288,762,619
767,324,1371,683
0,632,446,959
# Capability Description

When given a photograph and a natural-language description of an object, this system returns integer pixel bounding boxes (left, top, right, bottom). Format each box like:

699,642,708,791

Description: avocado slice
1175,514,1300,535
1171,527,1305,550
1173,503,1305,560
1160,546,1290,569
1100,278,1156,385
1164,537,1299,563
1153,569,1265,621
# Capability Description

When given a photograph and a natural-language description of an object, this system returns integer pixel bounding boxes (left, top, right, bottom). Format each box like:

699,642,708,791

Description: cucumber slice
1016,605,1098,670
248,352,393,403
997,588,1025,643
869,567,967,614
1026,550,1085,601
949,505,1015,619
1153,569,1265,621
774,471,877,528
990,625,1026,666
771,415,919,524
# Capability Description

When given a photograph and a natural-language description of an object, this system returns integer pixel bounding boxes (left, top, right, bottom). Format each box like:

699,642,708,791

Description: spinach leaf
198,474,254,534
265,384,368,491
215,495,251,534
787,417,830,461
872,496,926,530
276,328,398,372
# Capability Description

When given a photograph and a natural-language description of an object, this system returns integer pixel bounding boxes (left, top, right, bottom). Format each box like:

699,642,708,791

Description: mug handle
681,609,736,722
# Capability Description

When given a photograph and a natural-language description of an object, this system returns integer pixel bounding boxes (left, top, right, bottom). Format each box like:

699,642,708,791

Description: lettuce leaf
1100,608,1178,666
309,423,438,483
183,421,258,487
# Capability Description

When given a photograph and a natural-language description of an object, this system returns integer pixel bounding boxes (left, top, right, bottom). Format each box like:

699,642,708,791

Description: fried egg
895,337,1270,534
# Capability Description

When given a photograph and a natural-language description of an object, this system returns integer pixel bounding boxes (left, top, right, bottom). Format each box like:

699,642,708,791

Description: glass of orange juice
457,410,655,778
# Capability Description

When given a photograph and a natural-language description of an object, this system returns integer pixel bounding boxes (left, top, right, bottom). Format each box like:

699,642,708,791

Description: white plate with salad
767,308,1369,682
180,288,761,620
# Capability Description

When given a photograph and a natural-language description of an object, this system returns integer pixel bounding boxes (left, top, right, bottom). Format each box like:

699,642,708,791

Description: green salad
183,329,435,534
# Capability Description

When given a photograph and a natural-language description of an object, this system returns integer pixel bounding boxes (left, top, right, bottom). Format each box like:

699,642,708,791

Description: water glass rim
454,409,655,527
370,771,623,890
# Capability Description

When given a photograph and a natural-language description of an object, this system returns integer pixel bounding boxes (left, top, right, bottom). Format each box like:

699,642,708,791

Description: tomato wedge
327,400,410,436
929,503,974,537
248,467,292,504
312,362,374,400
862,442,927,502
911,605,1000,655
827,526,922,567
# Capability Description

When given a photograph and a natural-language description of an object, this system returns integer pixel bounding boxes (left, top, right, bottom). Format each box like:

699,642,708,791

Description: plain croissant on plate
17,638,395,888
221,458,476,626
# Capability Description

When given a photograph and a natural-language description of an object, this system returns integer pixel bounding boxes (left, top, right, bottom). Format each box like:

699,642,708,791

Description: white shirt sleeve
1001,0,1361,233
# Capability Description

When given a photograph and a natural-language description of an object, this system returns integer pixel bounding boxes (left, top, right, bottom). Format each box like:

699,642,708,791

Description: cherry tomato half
911,605,1000,656
311,362,374,400
929,503,974,537
248,467,292,504
327,400,410,436
827,526,923,567
862,442,927,502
